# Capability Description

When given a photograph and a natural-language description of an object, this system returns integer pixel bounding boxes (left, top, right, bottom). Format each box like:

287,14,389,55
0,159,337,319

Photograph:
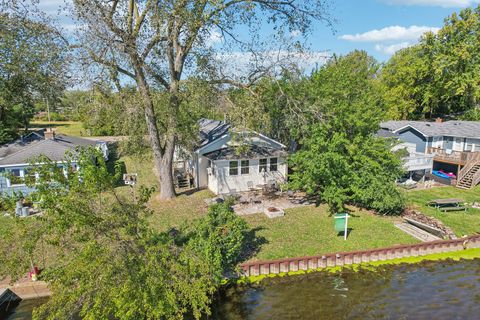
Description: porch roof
203,145,287,161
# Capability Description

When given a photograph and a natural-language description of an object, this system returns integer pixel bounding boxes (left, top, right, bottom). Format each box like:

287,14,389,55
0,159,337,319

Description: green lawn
404,186,480,237
116,154,419,261
30,121,85,137
242,206,418,261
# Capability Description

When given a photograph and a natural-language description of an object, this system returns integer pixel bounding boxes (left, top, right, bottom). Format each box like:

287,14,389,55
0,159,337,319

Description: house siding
0,163,75,197
212,157,287,194
397,128,427,153
0,165,38,196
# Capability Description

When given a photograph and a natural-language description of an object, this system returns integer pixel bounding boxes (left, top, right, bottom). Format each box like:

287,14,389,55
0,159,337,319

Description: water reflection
5,260,480,319
211,259,480,319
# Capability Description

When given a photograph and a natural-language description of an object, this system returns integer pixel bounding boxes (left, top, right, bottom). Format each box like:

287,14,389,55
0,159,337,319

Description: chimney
435,117,443,123
44,128,55,140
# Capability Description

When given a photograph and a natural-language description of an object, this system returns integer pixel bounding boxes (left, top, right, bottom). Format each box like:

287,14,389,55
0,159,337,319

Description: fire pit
264,206,285,218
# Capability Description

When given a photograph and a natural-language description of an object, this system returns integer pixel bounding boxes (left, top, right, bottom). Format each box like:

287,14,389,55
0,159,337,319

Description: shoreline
3,236,480,299
237,234,480,283
237,247,480,284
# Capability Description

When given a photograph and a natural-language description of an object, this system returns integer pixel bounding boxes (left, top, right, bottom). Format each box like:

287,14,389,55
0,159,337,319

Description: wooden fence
239,235,480,277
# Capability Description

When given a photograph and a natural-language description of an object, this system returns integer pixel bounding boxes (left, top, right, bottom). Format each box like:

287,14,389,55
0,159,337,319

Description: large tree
0,149,250,319
0,12,68,143
289,51,405,214
382,6,480,120
71,0,331,199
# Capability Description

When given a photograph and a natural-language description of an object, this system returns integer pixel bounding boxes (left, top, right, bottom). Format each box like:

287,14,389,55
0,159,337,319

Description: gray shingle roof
0,135,98,166
197,118,230,148
203,145,287,160
0,131,45,159
380,120,480,139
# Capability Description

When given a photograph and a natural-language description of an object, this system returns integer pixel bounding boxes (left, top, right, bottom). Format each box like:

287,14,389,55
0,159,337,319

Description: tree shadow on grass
240,226,269,262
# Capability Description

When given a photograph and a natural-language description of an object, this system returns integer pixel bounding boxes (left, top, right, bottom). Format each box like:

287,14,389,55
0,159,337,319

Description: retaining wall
240,235,480,277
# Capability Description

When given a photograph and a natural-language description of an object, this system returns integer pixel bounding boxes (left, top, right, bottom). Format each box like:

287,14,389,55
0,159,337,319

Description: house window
269,158,278,172
241,160,249,175
9,169,24,186
229,161,238,176
465,139,474,152
259,158,267,173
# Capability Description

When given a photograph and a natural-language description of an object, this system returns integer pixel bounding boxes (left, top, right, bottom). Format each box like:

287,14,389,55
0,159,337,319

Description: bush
187,202,249,276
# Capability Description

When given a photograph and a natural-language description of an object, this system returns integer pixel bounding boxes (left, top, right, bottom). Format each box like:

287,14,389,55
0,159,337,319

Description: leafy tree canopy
0,148,250,319
382,6,480,120
289,51,405,215
0,12,68,143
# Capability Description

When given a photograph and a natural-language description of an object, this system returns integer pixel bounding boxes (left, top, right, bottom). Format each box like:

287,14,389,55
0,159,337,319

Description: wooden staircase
457,162,480,189
174,168,191,189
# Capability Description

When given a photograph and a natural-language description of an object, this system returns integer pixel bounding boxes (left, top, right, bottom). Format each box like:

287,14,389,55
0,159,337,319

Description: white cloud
384,0,480,7
215,50,330,76
206,30,223,46
375,42,412,55
290,30,301,37
340,25,439,42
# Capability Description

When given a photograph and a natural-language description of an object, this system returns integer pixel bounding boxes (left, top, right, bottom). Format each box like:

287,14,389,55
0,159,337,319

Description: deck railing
402,154,434,171
427,147,480,164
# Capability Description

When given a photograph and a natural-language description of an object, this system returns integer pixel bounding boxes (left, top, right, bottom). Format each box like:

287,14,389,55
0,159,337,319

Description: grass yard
116,154,419,261
242,206,418,261
404,186,480,237
30,121,84,137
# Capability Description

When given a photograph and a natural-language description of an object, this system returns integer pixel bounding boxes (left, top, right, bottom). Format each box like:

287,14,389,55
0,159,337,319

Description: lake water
6,259,480,319
211,259,480,319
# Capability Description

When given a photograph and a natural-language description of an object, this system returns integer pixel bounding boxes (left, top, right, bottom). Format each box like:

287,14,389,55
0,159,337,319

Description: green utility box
334,213,349,240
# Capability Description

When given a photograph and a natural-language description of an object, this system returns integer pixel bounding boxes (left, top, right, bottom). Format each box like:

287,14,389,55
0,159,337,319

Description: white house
188,119,288,195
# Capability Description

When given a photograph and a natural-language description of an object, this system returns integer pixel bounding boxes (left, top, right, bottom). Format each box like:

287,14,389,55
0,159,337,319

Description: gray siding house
381,120,480,188
0,129,108,196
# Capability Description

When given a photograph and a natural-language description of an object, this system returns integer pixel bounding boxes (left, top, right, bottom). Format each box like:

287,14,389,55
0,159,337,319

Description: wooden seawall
240,235,480,277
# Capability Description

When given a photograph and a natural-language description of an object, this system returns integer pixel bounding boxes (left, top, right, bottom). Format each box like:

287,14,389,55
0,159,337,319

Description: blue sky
37,0,479,68
311,0,478,61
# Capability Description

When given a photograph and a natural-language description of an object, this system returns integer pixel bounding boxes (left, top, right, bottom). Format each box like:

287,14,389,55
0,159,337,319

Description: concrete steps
395,222,442,242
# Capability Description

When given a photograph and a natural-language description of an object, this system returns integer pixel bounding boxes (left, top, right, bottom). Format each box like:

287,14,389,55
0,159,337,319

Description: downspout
195,152,200,190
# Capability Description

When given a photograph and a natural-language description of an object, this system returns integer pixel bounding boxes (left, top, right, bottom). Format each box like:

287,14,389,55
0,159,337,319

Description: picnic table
427,198,467,212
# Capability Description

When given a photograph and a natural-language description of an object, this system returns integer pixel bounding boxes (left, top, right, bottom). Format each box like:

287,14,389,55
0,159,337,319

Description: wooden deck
427,148,480,165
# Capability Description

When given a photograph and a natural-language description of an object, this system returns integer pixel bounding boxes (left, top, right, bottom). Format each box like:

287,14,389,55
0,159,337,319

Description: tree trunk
158,133,176,200
135,68,176,200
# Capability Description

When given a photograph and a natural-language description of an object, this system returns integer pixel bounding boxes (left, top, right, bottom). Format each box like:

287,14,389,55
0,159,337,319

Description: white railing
402,154,434,171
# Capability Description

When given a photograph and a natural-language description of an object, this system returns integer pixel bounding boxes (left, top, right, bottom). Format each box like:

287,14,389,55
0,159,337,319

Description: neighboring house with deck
380,120,480,189
176,119,288,195
377,128,434,177
0,129,108,196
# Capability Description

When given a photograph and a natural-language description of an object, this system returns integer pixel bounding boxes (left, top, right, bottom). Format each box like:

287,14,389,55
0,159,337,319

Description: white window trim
228,160,239,176
8,169,26,187
240,160,250,175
